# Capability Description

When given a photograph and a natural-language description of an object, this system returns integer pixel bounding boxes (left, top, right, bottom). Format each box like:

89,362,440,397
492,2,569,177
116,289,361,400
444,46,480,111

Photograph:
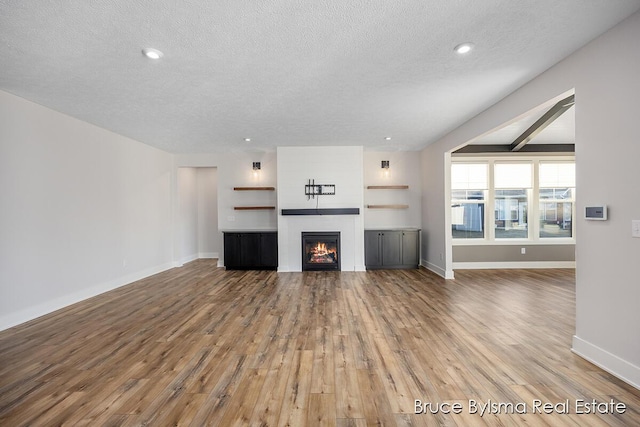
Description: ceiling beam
510,94,575,151
453,144,575,155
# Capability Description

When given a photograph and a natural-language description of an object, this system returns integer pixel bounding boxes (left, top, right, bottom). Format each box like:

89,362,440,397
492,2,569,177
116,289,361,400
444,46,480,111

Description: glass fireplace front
301,232,340,271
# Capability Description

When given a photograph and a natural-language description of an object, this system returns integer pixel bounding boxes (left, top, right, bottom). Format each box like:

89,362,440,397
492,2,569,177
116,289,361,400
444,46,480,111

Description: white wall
277,146,364,272
196,168,220,259
217,152,278,232
175,152,276,267
0,90,174,330
420,11,640,387
177,167,220,264
572,12,640,388
363,151,421,229
420,149,451,278
177,168,198,264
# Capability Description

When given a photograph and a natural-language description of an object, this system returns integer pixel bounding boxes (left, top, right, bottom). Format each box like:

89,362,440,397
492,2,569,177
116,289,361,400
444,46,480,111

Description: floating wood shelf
233,186,275,191
367,204,409,209
366,185,409,190
234,206,276,210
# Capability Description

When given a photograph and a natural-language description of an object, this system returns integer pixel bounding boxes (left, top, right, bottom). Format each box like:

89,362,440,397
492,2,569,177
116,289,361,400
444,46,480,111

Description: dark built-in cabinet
364,229,419,269
223,232,278,270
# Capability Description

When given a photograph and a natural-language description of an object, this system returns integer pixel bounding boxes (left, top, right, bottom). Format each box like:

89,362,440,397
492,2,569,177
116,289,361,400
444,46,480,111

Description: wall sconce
381,160,390,177
252,161,261,178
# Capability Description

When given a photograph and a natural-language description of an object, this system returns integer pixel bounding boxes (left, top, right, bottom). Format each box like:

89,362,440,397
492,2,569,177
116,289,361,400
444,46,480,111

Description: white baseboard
198,252,219,259
179,253,199,266
421,259,454,279
177,253,220,267
0,261,175,332
572,335,640,390
452,261,576,270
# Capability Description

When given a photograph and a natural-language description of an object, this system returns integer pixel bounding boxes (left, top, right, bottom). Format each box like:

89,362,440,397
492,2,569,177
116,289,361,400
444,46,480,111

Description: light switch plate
632,220,640,238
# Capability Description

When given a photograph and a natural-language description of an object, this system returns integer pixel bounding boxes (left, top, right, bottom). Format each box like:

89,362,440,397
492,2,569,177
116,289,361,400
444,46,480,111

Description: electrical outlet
521,248,526,255
228,215,235,222
439,253,443,261
632,220,640,238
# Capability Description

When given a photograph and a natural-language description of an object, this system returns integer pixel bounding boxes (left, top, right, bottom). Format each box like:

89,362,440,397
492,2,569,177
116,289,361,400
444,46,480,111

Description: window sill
453,238,575,246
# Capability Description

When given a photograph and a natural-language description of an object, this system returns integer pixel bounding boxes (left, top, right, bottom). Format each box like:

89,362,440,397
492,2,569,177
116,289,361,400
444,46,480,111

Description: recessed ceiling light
454,42,474,55
142,48,164,59
244,138,251,142
385,137,392,141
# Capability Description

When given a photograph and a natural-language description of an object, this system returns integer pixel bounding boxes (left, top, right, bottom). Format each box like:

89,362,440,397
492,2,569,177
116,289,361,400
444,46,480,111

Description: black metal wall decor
305,179,335,200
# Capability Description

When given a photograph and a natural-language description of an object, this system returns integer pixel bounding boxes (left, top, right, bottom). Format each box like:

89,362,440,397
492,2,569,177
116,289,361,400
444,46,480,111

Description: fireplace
301,232,340,271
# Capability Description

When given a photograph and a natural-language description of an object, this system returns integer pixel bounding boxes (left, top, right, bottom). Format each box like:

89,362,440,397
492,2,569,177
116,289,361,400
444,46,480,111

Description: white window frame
451,155,575,246
538,160,576,240
450,162,489,240
493,160,533,241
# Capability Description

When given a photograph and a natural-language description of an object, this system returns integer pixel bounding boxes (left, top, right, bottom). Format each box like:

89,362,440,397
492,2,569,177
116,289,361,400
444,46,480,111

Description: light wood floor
1,261,638,426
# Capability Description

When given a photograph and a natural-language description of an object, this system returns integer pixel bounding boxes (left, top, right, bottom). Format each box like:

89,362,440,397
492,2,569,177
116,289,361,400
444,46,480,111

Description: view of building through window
494,163,532,239
539,162,575,238
451,163,487,239
451,159,575,242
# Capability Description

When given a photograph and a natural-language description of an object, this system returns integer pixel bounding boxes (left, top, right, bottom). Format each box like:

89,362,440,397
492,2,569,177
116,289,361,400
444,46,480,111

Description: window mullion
488,160,495,241
532,159,540,241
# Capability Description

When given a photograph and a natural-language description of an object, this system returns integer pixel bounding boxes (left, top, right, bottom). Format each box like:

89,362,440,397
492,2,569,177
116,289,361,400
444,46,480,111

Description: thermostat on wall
585,205,607,220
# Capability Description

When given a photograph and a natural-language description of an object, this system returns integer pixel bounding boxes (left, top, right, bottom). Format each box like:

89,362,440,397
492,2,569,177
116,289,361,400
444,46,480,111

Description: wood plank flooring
1,260,638,426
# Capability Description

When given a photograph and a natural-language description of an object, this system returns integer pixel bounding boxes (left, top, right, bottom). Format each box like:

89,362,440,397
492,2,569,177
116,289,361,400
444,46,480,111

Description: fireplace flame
315,242,328,256
307,241,337,263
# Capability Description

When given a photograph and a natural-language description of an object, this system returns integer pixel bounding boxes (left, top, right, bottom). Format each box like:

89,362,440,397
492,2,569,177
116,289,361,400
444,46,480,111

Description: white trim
421,259,455,279
452,261,575,270
0,261,176,332
450,156,576,245
572,335,640,390
178,253,220,267
444,152,454,281
198,252,219,259
453,239,575,246
179,253,199,266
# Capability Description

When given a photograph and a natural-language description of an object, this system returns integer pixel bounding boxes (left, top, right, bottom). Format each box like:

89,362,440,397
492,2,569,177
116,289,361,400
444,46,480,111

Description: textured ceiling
1,1,639,153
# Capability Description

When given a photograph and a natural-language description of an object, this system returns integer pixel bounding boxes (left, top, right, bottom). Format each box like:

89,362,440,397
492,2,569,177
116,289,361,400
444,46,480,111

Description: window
494,163,531,239
451,158,575,243
539,162,575,238
451,163,487,239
